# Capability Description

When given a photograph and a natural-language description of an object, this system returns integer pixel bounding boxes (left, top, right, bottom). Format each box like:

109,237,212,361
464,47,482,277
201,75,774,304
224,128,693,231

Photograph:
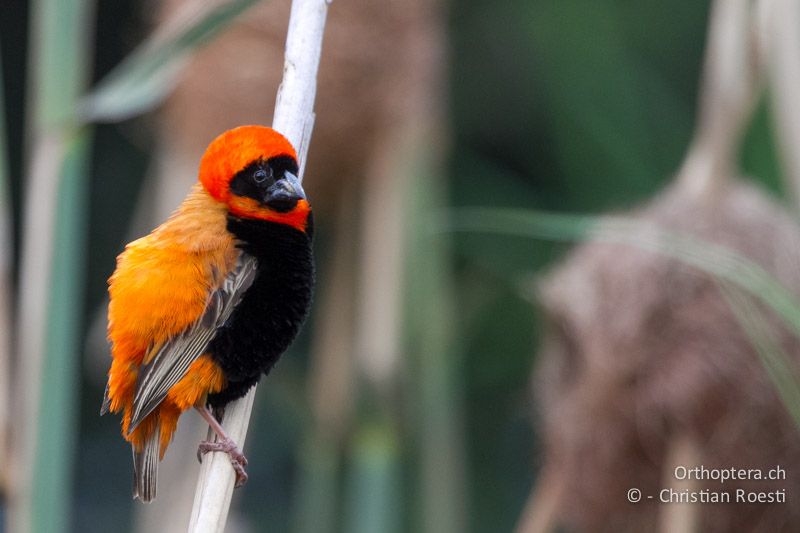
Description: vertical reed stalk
11,0,94,531
188,1,329,530
676,0,759,199
345,133,408,533
760,0,800,206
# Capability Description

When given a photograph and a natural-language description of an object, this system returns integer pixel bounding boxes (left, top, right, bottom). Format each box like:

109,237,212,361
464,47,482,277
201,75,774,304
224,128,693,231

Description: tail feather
132,424,160,502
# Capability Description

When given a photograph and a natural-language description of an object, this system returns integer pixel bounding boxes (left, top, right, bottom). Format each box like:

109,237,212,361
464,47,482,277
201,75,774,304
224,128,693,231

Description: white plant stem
760,0,800,207
188,1,329,531
188,388,256,532
677,0,759,200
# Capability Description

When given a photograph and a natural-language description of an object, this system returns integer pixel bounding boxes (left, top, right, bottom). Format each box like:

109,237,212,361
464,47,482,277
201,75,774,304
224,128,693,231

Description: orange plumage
103,125,314,501
107,185,235,452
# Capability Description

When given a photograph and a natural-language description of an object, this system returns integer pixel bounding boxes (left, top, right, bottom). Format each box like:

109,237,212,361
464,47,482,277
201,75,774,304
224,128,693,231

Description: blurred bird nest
536,178,800,531
524,1,800,531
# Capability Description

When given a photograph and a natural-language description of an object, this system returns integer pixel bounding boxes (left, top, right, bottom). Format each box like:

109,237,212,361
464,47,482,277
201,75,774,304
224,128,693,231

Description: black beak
265,171,306,212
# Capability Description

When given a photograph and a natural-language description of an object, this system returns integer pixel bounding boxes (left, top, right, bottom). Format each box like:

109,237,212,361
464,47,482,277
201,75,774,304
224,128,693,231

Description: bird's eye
254,168,271,183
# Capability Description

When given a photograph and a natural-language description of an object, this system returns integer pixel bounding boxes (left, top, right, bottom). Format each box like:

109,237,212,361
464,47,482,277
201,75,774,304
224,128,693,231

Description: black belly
206,215,314,408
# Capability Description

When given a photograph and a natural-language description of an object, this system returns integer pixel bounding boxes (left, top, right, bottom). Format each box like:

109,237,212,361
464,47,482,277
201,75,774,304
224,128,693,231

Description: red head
199,125,311,232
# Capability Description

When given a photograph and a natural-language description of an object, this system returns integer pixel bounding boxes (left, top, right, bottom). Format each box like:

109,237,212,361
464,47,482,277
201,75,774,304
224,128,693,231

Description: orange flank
106,184,237,454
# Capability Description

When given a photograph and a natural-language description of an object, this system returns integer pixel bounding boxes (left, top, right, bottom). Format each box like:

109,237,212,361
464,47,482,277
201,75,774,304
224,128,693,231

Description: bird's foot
197,437,249,488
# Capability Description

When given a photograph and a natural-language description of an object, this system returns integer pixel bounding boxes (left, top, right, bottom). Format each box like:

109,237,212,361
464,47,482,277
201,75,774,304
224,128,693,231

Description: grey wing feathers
100,382,111,415
126,254,257,434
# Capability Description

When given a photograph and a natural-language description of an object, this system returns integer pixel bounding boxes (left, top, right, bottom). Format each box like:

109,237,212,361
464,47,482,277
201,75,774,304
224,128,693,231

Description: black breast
206,214,314,408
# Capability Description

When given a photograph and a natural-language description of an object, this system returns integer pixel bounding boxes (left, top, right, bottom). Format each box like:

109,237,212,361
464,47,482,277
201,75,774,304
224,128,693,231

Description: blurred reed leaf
17,0,94,530
33,130,92,532
344,422,401,533
405,145,465,533
0,52,7,198
77,0,262,124
446,207,800,428
0,47,9,279
292,436,340,533
719,282,800,428
0,44,11,494
447,208,800,336
30,0,92,127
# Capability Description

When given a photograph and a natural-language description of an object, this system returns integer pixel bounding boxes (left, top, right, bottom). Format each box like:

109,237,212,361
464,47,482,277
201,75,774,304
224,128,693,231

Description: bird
100,125,314,502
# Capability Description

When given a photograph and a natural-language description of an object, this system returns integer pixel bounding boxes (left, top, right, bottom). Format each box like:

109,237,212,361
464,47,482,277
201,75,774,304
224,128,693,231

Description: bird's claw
196,437,249,488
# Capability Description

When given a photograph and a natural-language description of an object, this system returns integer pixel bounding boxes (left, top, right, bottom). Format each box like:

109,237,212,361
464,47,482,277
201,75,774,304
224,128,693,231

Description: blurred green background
1,0,790,532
